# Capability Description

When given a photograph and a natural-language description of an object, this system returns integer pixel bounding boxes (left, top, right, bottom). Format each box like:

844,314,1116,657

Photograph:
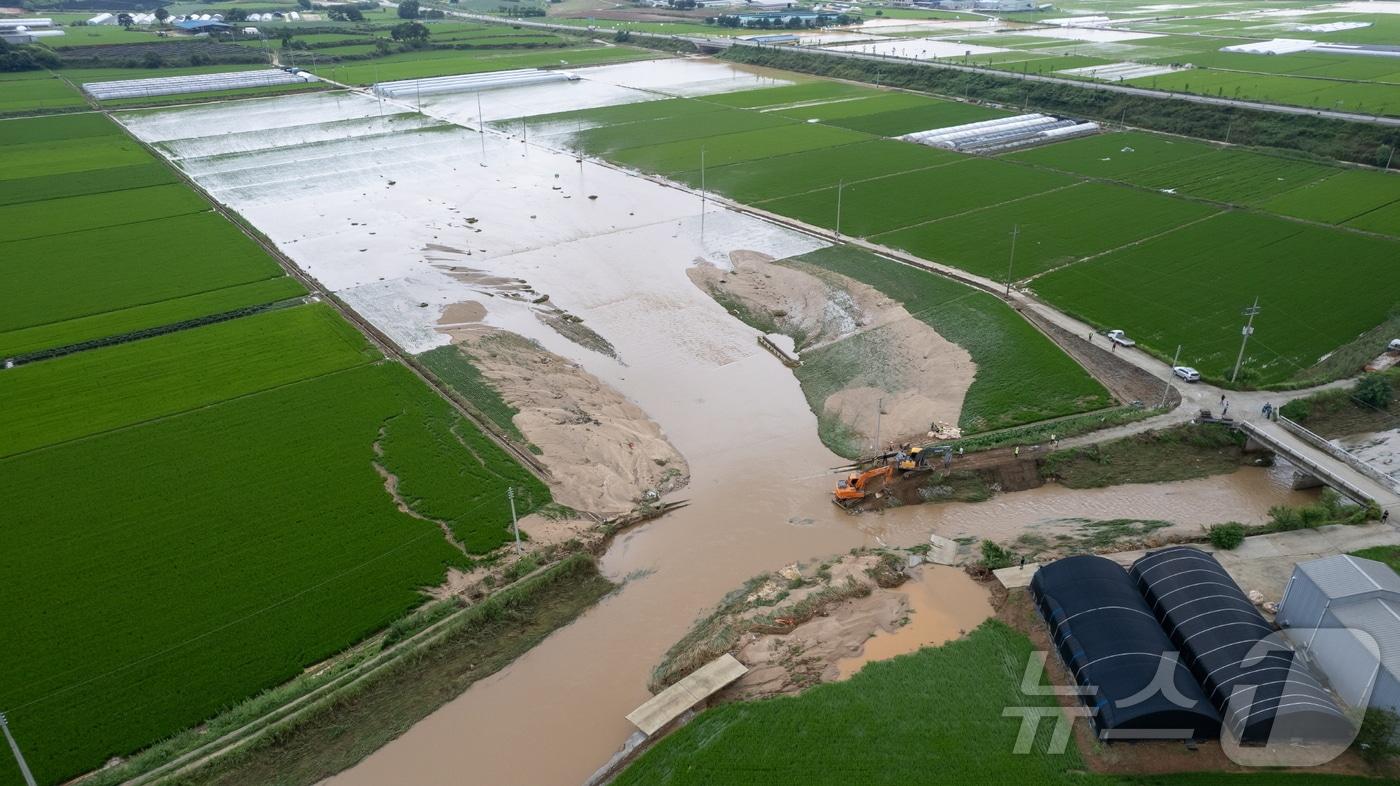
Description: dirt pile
435,324,688,517
690,251,975,451
650,551,992,700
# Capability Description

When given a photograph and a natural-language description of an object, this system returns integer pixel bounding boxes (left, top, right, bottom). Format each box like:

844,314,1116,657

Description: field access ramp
626,653,747,736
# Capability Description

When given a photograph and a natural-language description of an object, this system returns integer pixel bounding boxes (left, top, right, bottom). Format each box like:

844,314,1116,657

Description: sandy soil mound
690,251,975,449
437,326,688,517
649,550,993,700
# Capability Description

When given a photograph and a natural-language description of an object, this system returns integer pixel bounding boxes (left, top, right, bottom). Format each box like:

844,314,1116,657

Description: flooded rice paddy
116,58,1320,786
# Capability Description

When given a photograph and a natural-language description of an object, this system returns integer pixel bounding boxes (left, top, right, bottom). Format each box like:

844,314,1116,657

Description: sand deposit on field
436,324,688,516
690,251,974,449
716,555,991,699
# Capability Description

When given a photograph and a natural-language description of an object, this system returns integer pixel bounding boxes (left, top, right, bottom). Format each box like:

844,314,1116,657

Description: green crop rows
1033,211,1400,384
521,79,1400,391
796,247,1112,433
617,621,1081,786
761,158,1075,237
0,71,86,115
615,618,1372,786
1,305,374,457
0,103,550,786
0,113,304,358
0,350,545,784
876,182,1220,282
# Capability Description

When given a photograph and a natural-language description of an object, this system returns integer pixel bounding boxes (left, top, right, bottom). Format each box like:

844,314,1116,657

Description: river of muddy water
332,359,1314,786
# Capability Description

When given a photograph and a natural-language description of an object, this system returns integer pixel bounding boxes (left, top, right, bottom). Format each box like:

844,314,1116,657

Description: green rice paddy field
794,247,1113,434
0,113,304,359
928,19,1400,116
0,71,85,115
0,322,544,784
525,84,1398,386
0,110,549,786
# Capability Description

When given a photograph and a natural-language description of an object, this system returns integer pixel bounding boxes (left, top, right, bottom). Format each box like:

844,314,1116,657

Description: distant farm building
1278,555,1400,716
174,19,235,34
741,33,800,44
0,17,65,44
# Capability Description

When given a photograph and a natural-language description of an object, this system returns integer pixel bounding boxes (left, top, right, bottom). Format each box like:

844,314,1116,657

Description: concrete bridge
1238,419,1397,508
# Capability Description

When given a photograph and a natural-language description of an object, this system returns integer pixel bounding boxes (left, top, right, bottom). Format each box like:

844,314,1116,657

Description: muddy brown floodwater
835,566,995,680
331,361,1314,786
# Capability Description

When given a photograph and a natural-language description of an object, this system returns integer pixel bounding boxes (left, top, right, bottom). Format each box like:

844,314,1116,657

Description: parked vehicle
1173,366,1201,383
1106,329,1135,347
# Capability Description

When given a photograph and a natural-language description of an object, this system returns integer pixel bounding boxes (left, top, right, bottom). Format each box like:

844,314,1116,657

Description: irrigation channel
114,59,1318,786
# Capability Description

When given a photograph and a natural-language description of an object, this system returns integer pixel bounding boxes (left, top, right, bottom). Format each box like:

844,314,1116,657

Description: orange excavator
833,463,893,508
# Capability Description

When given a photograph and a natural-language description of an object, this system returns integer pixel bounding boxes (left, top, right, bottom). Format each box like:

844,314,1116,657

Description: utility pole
1160,344,1181,409
507,487,521,554
835,178,844,238
700,146,706,237
1005,224,1019,298
873,397,883,456
0,713,37,786
1231,297,1261,383
374,63,383,118
477,91,486,161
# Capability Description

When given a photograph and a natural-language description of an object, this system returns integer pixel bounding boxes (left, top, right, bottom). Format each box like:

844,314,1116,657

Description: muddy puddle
113,71,1321,786
835,565,993,680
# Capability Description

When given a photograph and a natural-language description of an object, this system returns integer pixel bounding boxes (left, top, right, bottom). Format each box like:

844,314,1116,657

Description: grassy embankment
1280,369,1400,438
1039,424,1251,489
793,246,1112,454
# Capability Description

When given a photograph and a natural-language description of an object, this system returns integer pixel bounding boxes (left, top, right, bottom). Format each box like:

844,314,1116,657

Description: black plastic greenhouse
1031,555,1221,740
1130,547,1353,744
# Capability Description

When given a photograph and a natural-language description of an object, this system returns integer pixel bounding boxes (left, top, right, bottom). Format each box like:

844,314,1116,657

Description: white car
1173,366,1201,383
1105,329,1135,347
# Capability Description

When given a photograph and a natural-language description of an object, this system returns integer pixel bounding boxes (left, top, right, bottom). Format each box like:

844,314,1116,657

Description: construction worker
1014,445,1020,457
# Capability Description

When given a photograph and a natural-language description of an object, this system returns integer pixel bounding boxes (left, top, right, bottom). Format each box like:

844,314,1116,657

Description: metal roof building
1278,555,1400,714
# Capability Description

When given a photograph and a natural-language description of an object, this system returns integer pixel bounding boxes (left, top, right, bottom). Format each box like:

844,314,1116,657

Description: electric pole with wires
508,487,521,554
1231,297,1261,383
1,713,38,786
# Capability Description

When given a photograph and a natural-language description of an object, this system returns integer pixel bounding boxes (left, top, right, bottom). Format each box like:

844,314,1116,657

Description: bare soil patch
1022,307,1177,408
435,324,688,517
651,550,991,702
690,251,975,450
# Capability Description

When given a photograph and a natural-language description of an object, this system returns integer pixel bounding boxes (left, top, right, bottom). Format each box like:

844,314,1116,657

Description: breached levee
691,250,975,456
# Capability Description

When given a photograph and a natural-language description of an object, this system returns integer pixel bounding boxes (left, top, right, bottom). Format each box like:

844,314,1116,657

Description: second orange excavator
833,464,893,508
